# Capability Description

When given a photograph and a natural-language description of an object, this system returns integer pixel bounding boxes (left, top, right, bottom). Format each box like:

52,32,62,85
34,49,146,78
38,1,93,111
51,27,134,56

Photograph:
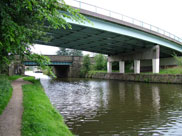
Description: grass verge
88,67,182,75
159,66,182,74
0,75,13,115
8,75,24,81
21,77,73,136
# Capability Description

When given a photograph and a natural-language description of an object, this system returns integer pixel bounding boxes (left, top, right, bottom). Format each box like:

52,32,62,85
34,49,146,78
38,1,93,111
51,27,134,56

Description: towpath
0,78,29,136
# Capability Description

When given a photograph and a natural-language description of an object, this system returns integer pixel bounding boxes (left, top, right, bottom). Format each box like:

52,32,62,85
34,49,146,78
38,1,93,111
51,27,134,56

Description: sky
32,0,182,55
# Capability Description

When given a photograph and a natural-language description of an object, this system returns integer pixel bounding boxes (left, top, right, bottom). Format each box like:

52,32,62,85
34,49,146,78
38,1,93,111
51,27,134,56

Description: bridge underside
37,24,181,58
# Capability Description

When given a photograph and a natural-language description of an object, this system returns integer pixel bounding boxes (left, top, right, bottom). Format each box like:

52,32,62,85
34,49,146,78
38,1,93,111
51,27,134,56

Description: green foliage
93,54,107,70
22,77,73,136
0,75,13,115
8,75,24,81
160,66,182,74
23,76,36,83
57,47,83,56
28,54,56,78
173,53,182,66
80,55,91,77
0,0,88,73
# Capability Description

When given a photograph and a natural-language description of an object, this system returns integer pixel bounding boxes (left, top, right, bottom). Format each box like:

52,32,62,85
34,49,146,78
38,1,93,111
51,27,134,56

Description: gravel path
0,78,30,136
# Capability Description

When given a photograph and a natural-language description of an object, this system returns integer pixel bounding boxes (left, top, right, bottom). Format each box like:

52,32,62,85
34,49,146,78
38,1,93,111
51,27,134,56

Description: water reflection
134,84,141,107
119,83,125,103
152,86,160,114
26,72,182,136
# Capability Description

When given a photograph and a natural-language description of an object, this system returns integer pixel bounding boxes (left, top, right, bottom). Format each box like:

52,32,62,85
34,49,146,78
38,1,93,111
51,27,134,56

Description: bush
93,54,107,70
173,53,182,66
80,55,91,77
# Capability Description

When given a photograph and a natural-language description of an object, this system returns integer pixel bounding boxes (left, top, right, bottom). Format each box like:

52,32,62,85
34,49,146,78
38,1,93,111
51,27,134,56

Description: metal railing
65,0,182,44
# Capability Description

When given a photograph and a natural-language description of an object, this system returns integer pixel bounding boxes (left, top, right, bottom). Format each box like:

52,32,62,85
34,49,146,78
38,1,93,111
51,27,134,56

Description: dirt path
0,78,30,136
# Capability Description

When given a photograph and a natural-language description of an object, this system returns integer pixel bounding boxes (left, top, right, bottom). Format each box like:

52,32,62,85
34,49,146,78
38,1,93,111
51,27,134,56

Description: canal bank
86,73,182,84
22,76,73,136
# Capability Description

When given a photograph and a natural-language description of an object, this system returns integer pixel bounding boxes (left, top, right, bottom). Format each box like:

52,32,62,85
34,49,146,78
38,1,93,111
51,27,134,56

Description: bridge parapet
45,55,73,62
66,0,182,44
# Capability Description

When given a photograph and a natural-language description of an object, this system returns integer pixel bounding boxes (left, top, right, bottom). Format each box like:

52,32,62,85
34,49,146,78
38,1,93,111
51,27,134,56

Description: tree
70,49,83,56
56,48,70,56
0,0,88,73
173,53,182,66
57,48,83,56
93,54,107,70
80,55,91,77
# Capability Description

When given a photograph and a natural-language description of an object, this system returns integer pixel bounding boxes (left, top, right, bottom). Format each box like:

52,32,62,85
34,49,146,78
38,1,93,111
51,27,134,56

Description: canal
28,72,182,136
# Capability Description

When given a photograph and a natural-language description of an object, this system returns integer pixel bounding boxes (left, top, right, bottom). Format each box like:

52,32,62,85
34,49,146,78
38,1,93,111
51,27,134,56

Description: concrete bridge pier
119,61,125,73
107,45,160,74
152,45,160,73
134,60,140,74
107,61,112,73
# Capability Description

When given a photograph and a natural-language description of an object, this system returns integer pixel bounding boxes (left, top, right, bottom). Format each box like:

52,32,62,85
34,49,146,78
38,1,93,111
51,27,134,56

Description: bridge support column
134,60,140,74
119,61,125,73
107,61,112,73
152,58,159,73
152,45,160,73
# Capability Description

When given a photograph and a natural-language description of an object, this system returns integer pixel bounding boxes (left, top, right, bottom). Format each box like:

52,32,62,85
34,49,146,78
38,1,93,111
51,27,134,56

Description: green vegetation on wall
80,55,91,77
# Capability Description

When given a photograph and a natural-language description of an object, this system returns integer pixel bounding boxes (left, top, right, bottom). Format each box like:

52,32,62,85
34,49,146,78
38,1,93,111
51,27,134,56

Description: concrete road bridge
36,0,182,74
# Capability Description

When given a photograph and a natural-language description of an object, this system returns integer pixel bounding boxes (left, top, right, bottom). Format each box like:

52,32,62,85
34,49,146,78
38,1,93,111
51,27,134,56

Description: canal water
27,72,182,136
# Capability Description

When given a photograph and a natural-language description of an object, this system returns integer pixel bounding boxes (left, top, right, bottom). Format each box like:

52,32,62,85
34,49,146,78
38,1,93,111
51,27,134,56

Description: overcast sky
32,0,182,55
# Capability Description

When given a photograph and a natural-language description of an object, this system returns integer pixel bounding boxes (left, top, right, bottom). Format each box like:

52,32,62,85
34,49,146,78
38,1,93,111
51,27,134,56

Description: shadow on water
26,72,182,136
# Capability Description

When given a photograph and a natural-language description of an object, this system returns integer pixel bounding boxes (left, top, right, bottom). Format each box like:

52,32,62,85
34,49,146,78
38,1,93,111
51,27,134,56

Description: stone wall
68,57,82,77
87,73,182,84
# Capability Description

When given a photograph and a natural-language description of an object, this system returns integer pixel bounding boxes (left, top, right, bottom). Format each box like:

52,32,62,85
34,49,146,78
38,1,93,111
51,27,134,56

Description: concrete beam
119,61,125,73
108,45,160,61
134,60,140,74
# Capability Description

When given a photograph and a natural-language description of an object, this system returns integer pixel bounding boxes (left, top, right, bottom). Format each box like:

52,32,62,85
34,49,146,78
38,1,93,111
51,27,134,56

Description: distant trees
80,53,107,77
56,48,83,56
80,55,91,77
93,54,107,70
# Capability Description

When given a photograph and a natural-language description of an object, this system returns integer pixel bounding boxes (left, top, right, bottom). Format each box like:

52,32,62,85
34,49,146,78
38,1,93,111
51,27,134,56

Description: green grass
88,69,133,76
159,66,182,74
0,75,13,115
23,76,36,83
21,77,73,136
8,75,24,81
89,67,182,75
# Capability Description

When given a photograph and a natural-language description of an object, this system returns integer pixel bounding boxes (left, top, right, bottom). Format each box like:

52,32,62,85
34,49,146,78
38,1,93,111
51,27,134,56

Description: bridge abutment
107,45,160,74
